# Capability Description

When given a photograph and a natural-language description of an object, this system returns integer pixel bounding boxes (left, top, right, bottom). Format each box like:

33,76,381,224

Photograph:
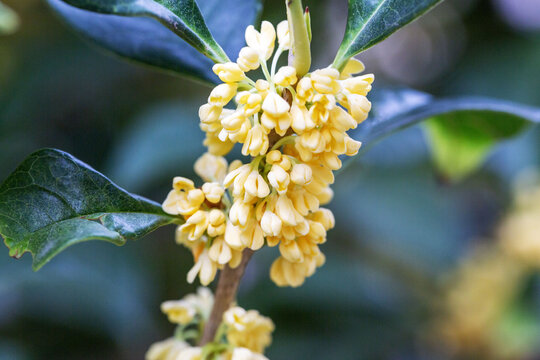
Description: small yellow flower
276,20,291,49
194,153,228,183
290,164,312,185
202,182,225,204
213,62,246,83
199,103,222,124
145,338,189,360
245,21,276,60
311,67,341,94
208,236,233,265
267,164,290,195
242,124,269,157
339,58,366,79
207,209,226,237
223,307,274,354
273,66,297,87
209,83,238,106
187,249,217,286
160,300,196,325
237,46,260,72
179,210,209,241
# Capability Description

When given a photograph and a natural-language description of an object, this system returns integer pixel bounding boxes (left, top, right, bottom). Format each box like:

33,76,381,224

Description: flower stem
199,249,255,345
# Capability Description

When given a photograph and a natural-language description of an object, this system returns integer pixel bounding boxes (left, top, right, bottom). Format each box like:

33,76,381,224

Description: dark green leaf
47,0,261,83
60,0,228,63
0,149,178,270
347,88,540,179
333,0,443,70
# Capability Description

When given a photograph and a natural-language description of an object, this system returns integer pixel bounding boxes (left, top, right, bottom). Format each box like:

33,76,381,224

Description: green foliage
59,0,228,62
333,0,443,70
348,89,540,179
48,0,261,83
0,1,19,35
0,149,177,271
425,111,529,181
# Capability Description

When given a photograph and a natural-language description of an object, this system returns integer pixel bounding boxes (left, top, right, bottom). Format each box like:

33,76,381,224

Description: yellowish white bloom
164,19,373,288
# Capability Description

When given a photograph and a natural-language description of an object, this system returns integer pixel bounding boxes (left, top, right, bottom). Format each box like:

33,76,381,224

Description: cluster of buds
432,181,540,358
146,288,273,360
163,20,373,287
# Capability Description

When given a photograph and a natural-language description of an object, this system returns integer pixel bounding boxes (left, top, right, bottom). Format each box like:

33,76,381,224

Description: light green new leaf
333,0,443,70
424,111,529,181
61,0,229,63
0,149,179,270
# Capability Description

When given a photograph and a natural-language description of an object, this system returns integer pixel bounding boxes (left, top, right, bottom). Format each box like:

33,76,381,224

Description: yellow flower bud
245,21,276,60
203,131,235,156
265,150,282,164
275,194,302,226
262,92,290,116
267,164,290,194
146,338,189,360
311,67,341,94
230,200,253,227
208,83,237,106
187,249,217,286
273,66,297,87
225,221,244,250
199,103,222,124
212,62,245,83
244,170,270,199
346,94,371,123
208,236,232,265
342,74,374,96
279,240,304,263
344,136,362,156
173,176,195,191
179,210,209,241
339,58,366,79
161,300,196,325
290,163,312,185
260,210,282,237
242,124,269,157
290,102,315,134
237,46,260,72
202,182,224,204
296,77,314,104
276,20,291,49
194,153,228,183
311,208,335,230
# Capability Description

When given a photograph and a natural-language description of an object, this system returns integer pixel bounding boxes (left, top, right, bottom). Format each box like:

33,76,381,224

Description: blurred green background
1,0,539,359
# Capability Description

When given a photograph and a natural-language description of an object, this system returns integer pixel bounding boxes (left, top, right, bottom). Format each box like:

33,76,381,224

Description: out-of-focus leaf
0,2,19,35
47,0,261,83
425,112,529,181
0,149,177,270
348,88,540,179
106,102,205,192
333,0,443,70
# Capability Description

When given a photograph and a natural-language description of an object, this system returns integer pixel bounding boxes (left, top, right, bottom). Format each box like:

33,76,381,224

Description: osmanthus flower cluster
162,20,373,287
432,181,540,358
146,288,274,360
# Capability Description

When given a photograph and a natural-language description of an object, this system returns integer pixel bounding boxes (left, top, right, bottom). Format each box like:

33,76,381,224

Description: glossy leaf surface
0,149,177,270
348,89,540,179
47,0,261,83
333,0,443,70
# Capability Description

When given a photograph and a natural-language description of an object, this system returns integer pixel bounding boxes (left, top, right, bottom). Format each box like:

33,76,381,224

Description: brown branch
199,248,254,345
